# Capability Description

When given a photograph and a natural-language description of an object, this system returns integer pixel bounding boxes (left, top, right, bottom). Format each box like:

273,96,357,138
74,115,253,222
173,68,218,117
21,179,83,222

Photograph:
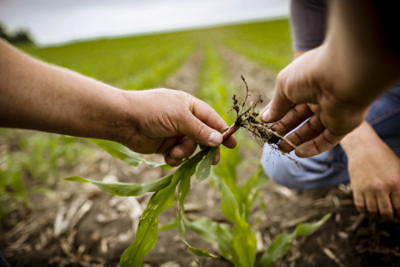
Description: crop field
0,19,395,267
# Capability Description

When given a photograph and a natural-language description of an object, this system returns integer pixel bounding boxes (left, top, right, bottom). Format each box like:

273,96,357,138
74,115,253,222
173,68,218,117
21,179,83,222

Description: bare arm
0,39,132,141
0,40,236,166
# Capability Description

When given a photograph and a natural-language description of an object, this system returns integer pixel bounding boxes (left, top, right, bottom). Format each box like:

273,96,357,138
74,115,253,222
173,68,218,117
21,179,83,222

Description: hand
260,46,369,157
119,89,237,166
341,122,400,219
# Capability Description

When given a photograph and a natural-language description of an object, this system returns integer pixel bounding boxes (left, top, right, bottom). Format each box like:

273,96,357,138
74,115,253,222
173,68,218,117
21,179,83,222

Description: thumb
178,111,223,147
260,87,293,123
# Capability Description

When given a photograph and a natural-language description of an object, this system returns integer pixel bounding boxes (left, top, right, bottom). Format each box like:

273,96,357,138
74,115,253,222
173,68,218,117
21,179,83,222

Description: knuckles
380,210,394,218
371,180,385,194
388,176,400,190
355,203,365,212
366,207,378,214
195,122,207,140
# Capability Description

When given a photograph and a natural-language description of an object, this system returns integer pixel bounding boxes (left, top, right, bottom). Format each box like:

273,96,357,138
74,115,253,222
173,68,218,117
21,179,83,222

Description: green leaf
260,213,331,267
210,144,256,267
120,151,205,267
176,151,218,259
213,146,240,184
177,169,192,246
9,169,24,194
64,174,173,197
188,247,219,258
220,180,256,267
185,217,235,261
212,146,243,216
120,184,176,266
90,139,173,171
196,147,218,181
241,165,269,220
159,217,178,231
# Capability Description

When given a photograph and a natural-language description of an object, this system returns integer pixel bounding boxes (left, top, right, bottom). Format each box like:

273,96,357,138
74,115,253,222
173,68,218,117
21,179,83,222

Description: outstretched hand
121,89,237,166
260,46,369,157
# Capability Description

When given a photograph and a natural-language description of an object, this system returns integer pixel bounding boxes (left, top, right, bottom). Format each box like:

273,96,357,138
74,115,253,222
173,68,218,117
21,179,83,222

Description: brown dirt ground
1,48,400,267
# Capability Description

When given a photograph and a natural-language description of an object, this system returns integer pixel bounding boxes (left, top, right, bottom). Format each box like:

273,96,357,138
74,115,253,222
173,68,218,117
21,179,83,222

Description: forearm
323,0,400,107
0,39,134,142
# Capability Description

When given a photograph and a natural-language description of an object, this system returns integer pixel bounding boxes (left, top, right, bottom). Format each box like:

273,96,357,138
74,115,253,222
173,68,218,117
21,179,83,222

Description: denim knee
261,144,349,190
261,145,303,189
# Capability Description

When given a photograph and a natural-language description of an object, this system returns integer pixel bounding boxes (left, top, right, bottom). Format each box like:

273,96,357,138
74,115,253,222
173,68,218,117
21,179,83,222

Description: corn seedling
66,77,330,266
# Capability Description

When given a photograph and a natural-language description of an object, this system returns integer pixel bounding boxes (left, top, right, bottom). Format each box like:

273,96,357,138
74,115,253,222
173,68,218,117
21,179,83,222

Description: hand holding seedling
260,46,369,157
122,89,237,166
260,1,400,157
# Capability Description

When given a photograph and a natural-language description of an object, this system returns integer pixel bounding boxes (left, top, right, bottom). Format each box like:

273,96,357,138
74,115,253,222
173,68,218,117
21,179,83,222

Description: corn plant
65,84,331,266
0,130,89,218
65,42,329,266
66,136,329,267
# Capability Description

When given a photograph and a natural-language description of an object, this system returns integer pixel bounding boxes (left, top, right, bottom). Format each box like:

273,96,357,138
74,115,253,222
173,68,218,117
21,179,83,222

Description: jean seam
368,105,400,126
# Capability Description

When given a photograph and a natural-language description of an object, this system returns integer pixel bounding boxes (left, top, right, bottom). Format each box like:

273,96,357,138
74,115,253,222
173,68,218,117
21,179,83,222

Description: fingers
178,110,222,147
269,104,313,137
278,113,325,153
163,136,221,167
362,190,394,219
353,191,368,215
376,192,394,219
164,154,182,167
364,192,378,216
187,97,237,149
353,177,400,219
391,190,400,220
260,90,293,123
212,147,221,165
294,128,344,157
260,58,319,124
169,136,197,160
157,134,183,155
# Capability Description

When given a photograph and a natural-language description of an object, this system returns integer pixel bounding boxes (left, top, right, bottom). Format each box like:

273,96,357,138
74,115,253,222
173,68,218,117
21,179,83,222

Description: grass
217,19,293,71
18,32,198,90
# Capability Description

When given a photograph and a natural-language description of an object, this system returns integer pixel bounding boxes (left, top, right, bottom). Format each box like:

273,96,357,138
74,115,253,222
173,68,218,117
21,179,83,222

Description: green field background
0,19,293,215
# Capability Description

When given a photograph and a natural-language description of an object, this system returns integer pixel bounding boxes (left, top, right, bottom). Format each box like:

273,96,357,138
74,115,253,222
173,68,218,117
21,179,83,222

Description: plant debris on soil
1,49,400,267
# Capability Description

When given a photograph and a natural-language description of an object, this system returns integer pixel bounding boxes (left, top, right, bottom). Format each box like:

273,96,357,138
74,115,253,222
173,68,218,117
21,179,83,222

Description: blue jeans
0,254,9,267
261,85,400,189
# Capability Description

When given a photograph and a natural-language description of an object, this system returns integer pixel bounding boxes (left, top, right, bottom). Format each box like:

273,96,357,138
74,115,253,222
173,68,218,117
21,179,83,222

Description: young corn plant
65,78,330,266
0,131,88,219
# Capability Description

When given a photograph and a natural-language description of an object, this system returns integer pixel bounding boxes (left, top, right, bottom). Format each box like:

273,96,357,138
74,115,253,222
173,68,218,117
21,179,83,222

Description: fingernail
208,132,222,146
261,109,270,122
170,149,181,159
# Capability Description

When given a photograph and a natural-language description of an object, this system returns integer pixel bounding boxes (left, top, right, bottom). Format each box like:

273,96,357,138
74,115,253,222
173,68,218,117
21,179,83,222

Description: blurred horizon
0,0,289,46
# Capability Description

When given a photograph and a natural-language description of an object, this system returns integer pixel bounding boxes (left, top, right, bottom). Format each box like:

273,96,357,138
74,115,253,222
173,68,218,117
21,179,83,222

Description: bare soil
1,49,400,267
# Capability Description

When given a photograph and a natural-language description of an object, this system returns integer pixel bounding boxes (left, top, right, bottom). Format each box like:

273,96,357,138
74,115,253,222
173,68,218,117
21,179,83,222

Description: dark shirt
291,0,327,51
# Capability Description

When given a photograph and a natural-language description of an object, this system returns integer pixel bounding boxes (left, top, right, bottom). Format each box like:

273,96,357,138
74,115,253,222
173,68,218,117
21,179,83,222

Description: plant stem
222,123,240,142
196,123,240,158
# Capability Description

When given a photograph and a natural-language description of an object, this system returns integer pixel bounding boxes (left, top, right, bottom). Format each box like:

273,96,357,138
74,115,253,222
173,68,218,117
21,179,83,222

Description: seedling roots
221,76,300,167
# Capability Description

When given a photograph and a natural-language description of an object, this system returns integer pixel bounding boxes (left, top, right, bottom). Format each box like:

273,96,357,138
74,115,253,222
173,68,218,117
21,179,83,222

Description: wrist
101,89,141,144
79,87,140,144
340,121,381,157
